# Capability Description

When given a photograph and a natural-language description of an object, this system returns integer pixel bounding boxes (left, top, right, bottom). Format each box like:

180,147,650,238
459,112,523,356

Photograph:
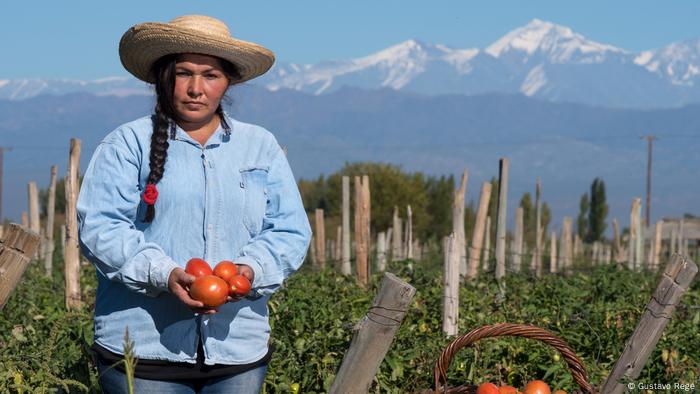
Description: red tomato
185,258,212,278
477,383,500,394
189,275,229,307
523,380,551,394
499,385,519,394
213,260,238,282
228,274,252,297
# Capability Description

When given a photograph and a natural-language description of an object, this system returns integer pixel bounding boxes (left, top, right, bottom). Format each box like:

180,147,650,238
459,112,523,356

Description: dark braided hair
142,54,241,223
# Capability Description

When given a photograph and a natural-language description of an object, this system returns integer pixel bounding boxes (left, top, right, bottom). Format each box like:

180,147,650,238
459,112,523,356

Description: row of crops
1,255,699,393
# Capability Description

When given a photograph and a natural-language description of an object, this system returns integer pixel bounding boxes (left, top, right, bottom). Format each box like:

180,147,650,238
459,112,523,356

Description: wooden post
64,138,82,310
309,236,317,265
592,242,600,265
678,219,685,257
335,225,342,268
362,175,371,260
550,231,558,273
561,217,573,271
315,208,326,269
601,255,698,394
0,224,41,310
467,182,492,280
513,207,523,272
354,176,368,286
341,176,351,275
44,165,57,277
629,199,639,270
495,158,509,282
376,231,386,272
573,234,581,260
452,170,468,277
635,198,644,268
482,216,491,272
406,205,413,261
329,273,416,394
533,177,543,276
392,206,402,261
612,218,621,264
28,182,41,236
442,234,459,336
20,212,28,229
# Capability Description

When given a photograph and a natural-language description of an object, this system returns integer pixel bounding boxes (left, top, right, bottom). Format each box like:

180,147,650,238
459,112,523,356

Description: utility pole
641,135,656,228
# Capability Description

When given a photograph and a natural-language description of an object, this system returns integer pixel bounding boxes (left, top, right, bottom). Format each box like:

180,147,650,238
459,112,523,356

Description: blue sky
2,0,700,79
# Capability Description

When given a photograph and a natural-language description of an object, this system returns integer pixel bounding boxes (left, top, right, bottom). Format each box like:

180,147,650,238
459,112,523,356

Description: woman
77,15,311,393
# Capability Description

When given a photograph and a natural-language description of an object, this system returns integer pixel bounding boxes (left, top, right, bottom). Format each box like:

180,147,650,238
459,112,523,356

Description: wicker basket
428,323,595,394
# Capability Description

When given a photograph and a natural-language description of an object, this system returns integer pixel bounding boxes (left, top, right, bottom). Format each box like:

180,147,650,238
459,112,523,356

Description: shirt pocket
240,166,270,236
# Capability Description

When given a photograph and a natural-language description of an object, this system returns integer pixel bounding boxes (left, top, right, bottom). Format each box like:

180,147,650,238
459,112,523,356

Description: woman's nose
188,76,203,97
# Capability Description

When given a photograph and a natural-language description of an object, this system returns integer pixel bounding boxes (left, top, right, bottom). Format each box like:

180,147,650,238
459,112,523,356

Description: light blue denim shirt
77,113,311,365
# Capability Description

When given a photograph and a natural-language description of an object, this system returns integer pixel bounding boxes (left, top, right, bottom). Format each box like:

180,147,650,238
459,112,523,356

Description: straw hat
119,15,275,84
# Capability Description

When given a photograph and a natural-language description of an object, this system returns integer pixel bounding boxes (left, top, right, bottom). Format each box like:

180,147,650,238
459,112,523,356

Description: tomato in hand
228,274,252,297
523,380,551,394
185,258,212,278
189,275,229,308
477,382,500,394
213,260,238,282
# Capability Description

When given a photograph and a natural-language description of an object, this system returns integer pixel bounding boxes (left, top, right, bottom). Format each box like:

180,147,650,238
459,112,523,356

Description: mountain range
1,85,698,229
3,19,700,108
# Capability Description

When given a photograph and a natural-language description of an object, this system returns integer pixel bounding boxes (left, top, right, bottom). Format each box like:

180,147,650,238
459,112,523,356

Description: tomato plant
213,260,238,282
185,258,212,278
189,275,229,307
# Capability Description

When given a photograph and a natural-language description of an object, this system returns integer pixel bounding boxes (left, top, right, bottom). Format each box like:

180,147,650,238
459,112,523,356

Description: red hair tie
143,183,159,205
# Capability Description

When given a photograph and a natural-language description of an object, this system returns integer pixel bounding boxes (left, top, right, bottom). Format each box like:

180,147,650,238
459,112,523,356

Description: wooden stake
629,199,639,270
44,165,57,277
315,208,326,269
550,231,558,274
354,176,368,286
513,207,523,272
482,216,491,272
0,224,41,310
376,231,386,272
495,158,509,282
28,182,40,235
613,218,621,264
601,255,698,394
467,182,492,280
635,198,644,268
533,177,543,276
452,170,468,277
341,176,351,275
406,205,413,261
329,273,416,393
442,234,459,336
392,206,402,261
64,138,82,310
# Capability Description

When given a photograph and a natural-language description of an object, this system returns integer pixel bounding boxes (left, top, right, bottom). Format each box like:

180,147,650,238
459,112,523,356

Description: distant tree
520,192,535,247
587,178,608,242
577,193,589,240
426,174,455,240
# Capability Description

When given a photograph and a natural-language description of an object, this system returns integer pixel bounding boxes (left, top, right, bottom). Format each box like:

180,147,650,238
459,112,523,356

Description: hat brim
119,22,275,84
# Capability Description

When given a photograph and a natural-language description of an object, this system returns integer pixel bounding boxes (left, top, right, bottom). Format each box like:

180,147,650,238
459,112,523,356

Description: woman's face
173,53,230,128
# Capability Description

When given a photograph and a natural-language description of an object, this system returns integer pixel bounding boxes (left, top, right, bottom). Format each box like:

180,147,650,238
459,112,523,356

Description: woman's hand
167,268,219,314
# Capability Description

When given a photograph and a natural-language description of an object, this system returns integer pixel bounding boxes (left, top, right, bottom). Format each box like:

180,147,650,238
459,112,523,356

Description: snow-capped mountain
4,19,700,108
0,77,150,100
635,38,700,86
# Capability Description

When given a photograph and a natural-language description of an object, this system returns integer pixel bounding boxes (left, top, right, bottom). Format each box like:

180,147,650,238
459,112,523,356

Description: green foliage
2,256,698,392
299,163,450,241
520,192,552,249
587,178,609,242
577,193,589,240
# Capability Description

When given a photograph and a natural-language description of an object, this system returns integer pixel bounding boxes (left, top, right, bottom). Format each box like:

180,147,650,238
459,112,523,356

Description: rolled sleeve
236,142,312,296
77,140,177,296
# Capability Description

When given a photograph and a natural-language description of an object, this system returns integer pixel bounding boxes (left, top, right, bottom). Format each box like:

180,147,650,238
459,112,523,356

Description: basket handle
433,323,594,394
